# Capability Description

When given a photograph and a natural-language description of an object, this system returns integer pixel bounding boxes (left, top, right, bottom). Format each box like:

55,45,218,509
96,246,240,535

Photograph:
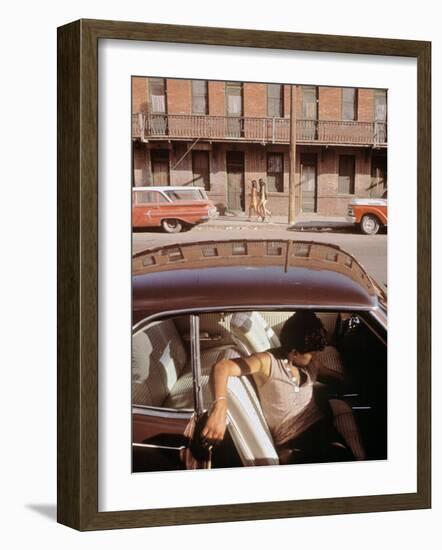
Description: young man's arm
201,352,270,445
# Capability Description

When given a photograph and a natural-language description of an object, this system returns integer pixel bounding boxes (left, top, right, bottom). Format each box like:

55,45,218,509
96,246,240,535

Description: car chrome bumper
346,215,356,223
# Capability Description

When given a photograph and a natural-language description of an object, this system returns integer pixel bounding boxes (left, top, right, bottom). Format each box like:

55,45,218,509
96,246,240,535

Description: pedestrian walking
248,180,260,221
257,178,272,221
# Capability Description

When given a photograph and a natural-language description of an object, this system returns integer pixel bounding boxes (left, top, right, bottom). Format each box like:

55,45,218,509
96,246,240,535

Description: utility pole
289,85,297,224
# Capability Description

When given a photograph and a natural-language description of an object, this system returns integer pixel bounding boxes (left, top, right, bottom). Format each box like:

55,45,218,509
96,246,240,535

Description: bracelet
209,397,228,418
213,396,227,404
210,396,227,411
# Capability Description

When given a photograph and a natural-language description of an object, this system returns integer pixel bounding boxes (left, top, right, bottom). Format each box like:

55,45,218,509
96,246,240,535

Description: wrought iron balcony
132,113,387,147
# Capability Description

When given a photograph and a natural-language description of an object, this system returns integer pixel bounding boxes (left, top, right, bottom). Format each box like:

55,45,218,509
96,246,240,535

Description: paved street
133,220,387,286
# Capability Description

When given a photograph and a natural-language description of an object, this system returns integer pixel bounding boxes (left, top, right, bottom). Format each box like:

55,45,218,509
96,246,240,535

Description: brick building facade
132,77,387,217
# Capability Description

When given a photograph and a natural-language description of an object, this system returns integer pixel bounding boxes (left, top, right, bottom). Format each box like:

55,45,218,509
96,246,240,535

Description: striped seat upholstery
329,399,366,460
316,346,345,384
164,346,240,410
317,313,340,344
230,311,280,355
132,319,187,407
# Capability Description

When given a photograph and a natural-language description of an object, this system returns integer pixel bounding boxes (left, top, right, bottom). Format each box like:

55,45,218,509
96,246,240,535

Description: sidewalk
199,212,353,232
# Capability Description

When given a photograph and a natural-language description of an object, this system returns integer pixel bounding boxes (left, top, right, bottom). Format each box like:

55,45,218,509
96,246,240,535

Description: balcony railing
132,113,387,146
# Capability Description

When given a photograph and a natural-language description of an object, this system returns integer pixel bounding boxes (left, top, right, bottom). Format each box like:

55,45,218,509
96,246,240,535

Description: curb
195,220,355,233
195,222,290,231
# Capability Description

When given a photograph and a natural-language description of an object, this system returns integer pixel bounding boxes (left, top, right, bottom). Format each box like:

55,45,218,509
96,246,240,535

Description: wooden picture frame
57,18,431,531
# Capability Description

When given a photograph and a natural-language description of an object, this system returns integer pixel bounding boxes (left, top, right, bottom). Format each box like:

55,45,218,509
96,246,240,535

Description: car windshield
163,189,207,201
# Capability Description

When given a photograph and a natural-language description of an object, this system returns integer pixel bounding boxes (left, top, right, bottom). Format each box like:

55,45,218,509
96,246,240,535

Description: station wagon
132,186,218,233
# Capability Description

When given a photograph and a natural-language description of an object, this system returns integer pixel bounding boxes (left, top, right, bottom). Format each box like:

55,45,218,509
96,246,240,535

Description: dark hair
276,311,327,356
251,180,257,187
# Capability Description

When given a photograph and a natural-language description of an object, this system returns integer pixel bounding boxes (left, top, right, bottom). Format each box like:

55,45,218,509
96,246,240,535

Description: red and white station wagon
132,186,218,233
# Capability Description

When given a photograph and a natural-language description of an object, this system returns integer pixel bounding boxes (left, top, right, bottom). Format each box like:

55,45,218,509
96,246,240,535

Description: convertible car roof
132,239,382,321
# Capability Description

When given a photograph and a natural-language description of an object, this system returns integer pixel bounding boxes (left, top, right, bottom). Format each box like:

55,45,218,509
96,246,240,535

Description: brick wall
358,89,374,122
166,79,191,115
244,83,266,117
208,81,225,115
132,77,148,113
319,87,341,120
132,77,383,125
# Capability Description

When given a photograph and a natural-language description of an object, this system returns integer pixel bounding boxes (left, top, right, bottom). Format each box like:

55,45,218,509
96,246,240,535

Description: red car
347,190,387,235
132,186,218,233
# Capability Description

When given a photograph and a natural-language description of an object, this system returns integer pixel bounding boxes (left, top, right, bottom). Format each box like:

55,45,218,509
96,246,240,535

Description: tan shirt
255,353,323,446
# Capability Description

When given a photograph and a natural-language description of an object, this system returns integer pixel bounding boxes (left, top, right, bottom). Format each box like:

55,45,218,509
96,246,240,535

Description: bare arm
201,352,270,444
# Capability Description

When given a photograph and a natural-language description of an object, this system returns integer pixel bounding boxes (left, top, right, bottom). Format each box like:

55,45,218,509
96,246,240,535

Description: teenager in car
202,310,354,464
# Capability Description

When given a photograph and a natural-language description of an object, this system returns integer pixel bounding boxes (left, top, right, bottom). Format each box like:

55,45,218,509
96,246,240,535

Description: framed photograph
57,19,431,531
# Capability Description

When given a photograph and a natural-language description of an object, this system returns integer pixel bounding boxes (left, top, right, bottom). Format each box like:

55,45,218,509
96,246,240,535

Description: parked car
132,239,387,472
132,186,218,233
347,190,387,235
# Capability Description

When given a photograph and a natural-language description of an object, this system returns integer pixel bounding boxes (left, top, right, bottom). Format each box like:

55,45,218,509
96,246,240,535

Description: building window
267,84,283,117
267,153,284,192
338,155,355,194
342,88,358,121
374,89,387,121
226,82,243,116
301,86,318,119
226,82,243,137
151,150,170,186
192,150,210,190
192,80,208,114
149,78,166,113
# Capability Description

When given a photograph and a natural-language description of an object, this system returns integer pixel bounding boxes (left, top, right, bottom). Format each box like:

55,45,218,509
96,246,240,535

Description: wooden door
300,155,317,213
226,152,245,212
151,150,170,185
192,151,210,189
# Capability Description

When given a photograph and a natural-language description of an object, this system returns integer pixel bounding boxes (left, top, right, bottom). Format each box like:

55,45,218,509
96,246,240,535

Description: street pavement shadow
289,221,356,233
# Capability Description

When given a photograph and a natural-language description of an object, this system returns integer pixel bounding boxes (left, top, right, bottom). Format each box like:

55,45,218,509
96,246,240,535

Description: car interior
132,310,387,470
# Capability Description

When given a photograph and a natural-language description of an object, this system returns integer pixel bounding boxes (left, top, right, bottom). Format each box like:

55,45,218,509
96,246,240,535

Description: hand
201,400,228,446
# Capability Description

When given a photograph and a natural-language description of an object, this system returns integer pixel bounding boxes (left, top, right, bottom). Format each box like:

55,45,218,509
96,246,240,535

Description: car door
133,406,195,471
132,190,165,227
132,314,209,472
